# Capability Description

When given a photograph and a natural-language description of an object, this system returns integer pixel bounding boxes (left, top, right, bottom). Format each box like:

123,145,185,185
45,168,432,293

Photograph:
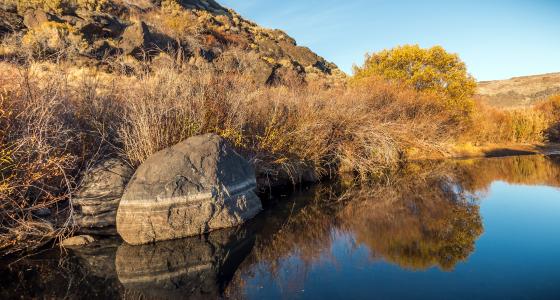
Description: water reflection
0,155,559,299
116,226,255,299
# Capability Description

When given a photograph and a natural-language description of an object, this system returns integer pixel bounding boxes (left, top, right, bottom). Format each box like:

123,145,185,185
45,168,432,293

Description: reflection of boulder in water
116,226,255,299
70,238,122,279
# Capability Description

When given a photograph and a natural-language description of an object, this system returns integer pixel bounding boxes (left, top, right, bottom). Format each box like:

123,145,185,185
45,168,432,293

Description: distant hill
477,73,560,108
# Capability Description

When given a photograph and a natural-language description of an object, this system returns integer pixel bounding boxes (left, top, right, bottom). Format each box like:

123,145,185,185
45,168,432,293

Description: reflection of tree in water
453,155,560,193
228,155,560,295
226,165,484,296
338,165,483,271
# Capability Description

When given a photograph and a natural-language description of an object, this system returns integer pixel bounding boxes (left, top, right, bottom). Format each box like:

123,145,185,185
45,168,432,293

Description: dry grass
462,97,559,145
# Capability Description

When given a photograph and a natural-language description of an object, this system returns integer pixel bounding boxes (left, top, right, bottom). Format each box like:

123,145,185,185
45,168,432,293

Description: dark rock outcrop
116,134,262,245
77,12,125,41
73,158,133,234
0,9,24,37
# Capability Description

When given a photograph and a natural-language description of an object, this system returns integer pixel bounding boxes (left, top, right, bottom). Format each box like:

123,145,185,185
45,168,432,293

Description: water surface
1,155,559,299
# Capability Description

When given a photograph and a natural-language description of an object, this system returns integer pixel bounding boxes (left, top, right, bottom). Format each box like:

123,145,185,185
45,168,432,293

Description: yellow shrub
22,21,87,55
353,45,477,117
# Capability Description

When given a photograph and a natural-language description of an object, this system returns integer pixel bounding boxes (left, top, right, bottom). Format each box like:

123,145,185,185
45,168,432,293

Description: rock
33,207,51,217
77,12,124,42
116,226,254,298
0,9,24,37
61,235,95,247
119,21,175,58
176,0,228,14
23,9,58,29
117,133,262,245
73,158,133,234
215,50,274,85
119,21,152,56
87,40,120,60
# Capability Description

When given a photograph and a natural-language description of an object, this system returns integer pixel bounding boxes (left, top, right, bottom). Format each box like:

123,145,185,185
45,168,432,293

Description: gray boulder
73,158,133,234
116,133,262,245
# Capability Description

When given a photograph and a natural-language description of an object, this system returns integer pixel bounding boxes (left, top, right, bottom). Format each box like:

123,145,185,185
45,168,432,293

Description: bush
353,45,477,117
536,95,560,142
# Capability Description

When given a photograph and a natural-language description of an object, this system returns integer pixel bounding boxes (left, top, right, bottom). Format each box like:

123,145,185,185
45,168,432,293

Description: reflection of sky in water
243,182,560,300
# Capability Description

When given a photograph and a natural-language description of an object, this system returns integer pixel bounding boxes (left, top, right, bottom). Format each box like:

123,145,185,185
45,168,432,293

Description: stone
77,12,124,42
119,21,175,58
61,235,95,247
33,207,51,217
73,158,133,234
116,133,262,245
23,9,58,29
0,9,24,37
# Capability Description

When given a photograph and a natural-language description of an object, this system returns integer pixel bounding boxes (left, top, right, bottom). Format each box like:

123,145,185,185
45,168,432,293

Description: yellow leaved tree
353,45,477,116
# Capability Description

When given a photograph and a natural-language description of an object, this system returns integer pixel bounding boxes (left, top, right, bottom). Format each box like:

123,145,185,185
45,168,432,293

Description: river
1,155,559,299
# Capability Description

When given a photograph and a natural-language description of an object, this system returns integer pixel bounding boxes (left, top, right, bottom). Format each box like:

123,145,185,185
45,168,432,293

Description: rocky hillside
478,72,560,108
0,0,344,84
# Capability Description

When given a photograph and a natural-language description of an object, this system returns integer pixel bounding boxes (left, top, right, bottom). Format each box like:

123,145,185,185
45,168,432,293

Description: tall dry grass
462,97,560,145
116,65,459,181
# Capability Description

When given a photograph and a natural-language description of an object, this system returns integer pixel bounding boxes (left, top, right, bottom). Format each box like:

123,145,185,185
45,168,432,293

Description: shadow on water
1,155,559,299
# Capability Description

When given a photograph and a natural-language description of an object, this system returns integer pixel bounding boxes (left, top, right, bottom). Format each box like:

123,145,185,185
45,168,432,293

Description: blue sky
219,0,560,81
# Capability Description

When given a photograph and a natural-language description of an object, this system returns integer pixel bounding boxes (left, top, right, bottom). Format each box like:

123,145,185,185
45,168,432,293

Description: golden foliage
353,45,477,116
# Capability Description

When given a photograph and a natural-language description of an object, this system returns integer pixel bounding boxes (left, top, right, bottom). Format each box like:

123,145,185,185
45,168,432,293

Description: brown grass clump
115,58,458,182
467,102,548,144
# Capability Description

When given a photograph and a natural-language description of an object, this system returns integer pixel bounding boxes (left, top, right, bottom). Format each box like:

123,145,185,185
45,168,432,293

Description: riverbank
409,143,560,161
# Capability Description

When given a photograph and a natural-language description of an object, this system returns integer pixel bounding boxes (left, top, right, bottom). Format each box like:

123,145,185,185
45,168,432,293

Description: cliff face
0,0,344,84
477,73,560,108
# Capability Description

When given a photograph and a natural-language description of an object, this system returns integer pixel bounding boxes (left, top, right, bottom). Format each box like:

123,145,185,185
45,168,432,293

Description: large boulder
73,158,134,234
116,133,262,245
